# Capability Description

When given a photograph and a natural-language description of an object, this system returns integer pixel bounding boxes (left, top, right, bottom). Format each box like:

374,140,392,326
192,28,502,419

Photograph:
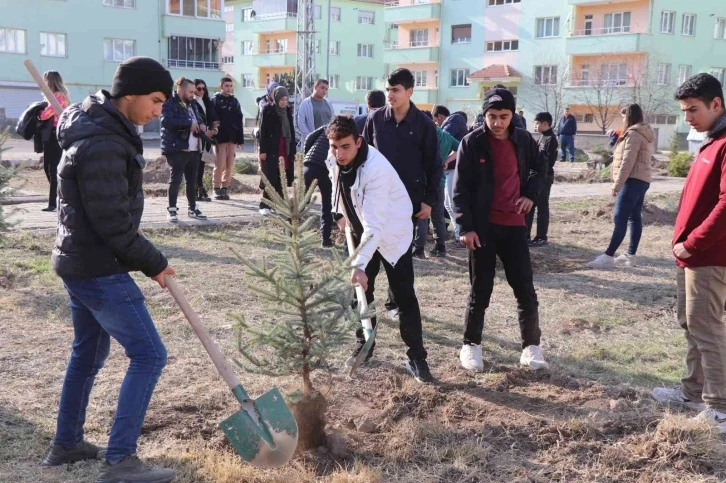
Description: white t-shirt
187,104,200,152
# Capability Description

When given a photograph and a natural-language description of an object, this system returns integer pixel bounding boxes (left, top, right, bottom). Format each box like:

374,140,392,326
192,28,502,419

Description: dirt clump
290,391,328,453
582,200,676,226
143,156,259,196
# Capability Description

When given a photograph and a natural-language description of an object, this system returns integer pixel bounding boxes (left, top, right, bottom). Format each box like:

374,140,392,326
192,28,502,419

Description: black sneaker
42,440,105,466
412,247,426,259
188,207,207,220
530,238,548,247
344,344,374,368
197,187,211,202
429,244,446,258
220,187,230,200
41,206,57,212
405,358,434,384
96,454,174,483
213,188,223,200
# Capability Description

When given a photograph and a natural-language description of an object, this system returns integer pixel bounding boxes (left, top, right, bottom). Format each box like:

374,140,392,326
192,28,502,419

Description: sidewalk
6,176,685,232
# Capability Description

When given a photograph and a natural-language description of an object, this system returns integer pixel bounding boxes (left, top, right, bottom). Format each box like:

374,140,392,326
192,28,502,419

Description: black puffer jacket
52,90,168,280
259,104,296,162
303,125,329,170
211,92,244,144
452,124,546,239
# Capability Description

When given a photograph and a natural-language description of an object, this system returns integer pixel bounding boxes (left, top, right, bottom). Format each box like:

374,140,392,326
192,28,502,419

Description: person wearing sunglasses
193,79,219,202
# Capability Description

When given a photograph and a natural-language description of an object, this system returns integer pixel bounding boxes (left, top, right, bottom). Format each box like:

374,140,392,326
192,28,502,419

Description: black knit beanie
110,56,173,100
482,88,516,115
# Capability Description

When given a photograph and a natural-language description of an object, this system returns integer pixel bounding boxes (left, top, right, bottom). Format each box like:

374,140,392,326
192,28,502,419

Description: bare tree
628,54,674,122
527,61,571,122
574,62,627,134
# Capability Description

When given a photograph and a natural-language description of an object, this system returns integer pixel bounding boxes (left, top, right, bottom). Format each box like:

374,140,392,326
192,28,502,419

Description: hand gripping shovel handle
23,59,65,116
345,226,373,338
165,275,247,399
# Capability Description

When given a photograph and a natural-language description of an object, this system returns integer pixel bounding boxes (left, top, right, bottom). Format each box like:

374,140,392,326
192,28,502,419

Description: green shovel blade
219,386,299,469
348,323,379,377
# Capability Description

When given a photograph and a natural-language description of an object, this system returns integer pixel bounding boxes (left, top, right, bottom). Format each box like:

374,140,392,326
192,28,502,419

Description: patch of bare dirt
143,156,259,197
582,200,677,226
556,169,610,184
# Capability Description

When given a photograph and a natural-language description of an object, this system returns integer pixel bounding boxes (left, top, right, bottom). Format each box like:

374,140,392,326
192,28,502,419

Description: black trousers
463,224,541,349
525,176,554,240
354,247,427,361
259,157,293,210
303,164,333,242
196,157,206,188
166,151,200,210
43,132,63,209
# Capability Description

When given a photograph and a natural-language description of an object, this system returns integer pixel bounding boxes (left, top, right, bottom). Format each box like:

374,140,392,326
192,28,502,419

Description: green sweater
437,126,460,187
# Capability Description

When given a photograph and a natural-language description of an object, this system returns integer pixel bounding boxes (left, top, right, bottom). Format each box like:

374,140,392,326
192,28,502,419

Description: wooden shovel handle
23,59,64,116
165,275,241,390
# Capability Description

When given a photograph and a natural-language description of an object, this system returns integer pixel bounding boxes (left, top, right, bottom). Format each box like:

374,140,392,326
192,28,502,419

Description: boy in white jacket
326,115,433,384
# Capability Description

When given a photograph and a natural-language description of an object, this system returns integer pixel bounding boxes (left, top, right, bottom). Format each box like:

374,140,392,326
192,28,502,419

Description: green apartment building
0,0,226,131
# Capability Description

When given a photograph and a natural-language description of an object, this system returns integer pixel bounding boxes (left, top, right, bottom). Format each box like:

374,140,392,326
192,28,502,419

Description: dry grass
2,192,725,482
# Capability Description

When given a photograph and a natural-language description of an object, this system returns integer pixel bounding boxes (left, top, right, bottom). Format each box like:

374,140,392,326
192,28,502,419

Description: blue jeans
605,178,650,257
54,273,168,463
443,170,460,240
559,135,575,162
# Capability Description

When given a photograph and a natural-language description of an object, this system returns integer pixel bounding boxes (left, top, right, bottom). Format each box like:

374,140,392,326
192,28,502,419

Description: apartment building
384,0,726,147
0,0,226,131
227,0,385,121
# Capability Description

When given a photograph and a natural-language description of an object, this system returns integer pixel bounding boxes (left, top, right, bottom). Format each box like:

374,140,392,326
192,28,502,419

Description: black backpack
15,101,48,140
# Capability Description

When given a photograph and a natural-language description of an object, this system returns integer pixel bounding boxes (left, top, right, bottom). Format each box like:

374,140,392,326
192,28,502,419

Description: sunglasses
196,86,206,91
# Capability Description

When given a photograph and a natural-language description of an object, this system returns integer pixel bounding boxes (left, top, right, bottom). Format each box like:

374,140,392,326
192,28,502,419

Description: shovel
345,226,379,376
165,275,298,468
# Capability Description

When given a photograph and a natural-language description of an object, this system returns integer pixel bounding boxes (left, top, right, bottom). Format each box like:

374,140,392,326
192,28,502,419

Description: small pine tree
669,131,681,161
231,153,361,450
0,129,14,239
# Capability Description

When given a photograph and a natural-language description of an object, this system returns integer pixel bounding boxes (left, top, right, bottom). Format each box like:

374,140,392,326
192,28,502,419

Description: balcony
384,1,441,25
566,30,649,55
568,0,640,5
411,87,438,105
568,79,632,88
162,15,225,40
251,49,296,68
384,43,439,64
248,12,297,33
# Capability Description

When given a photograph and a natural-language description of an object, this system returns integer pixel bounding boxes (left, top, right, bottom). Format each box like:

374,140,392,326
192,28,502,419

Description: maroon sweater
672,115,726,268
488,135,525,226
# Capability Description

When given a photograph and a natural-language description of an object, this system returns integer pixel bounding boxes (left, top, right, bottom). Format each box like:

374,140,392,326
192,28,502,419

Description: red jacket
672,114,726,268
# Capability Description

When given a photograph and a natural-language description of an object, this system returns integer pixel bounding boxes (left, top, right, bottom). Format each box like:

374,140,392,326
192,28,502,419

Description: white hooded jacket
328,145,413,269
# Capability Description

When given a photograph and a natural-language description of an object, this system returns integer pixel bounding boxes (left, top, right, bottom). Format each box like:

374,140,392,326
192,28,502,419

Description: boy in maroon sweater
452,88,548,372
652,73,726,432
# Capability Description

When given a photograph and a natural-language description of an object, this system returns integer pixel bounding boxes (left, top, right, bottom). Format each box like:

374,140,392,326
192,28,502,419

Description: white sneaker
460,344,484,373
694,407,726,433
520,345,549,371
587,254,615,269
386,308,400,319
166,207,178,223
259,208,271,216
188,208,207,220
651,386,706,412
614,253,637,267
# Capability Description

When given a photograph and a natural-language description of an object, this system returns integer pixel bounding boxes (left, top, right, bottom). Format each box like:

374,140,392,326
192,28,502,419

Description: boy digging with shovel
43,57,177,483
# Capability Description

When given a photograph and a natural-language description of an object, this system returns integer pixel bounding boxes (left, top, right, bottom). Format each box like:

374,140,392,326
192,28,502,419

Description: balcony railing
385,0,437,7
165,59,220,71
569,78,630,87
253,12,297,21
385,40,439,49
570,26,650,37
253,48,294,54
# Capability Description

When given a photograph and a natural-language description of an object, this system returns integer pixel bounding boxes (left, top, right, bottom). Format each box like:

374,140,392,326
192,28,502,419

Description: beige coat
611,122,654,192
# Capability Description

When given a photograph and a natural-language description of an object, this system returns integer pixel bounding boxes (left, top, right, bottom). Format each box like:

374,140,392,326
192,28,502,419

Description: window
657,63,671,85
682,14,696,36
410,29,429,47
274,38,288,53
0,28,26,54
534,65,557,85
225,23,234,32
678,65,692,85
486,40,519,52
104,38,134,61
103,0,135,7
451,24,471,44
313,5,321,20
329,74,339,89
357,43,374,58
356,76,373,90
168,0,222,19
242,74,254,88
536,17,560,38
413,71,427,87
487,0,520,5
242,40,253,55
711,68,726,85
167,35,220,70
224,5,233,12
581,64,590,84
329,41,340,55
661,11,675,34
599,63,628,85
715,18,726,40
358,10,374,25
649,114,678,125
604,12,631,34
330,7,340,21
40,32,67,58
315,39,321,53
584,15,593,35
241,8,252,21
450,68,470,87
222,55,233,63
575,114,594,123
